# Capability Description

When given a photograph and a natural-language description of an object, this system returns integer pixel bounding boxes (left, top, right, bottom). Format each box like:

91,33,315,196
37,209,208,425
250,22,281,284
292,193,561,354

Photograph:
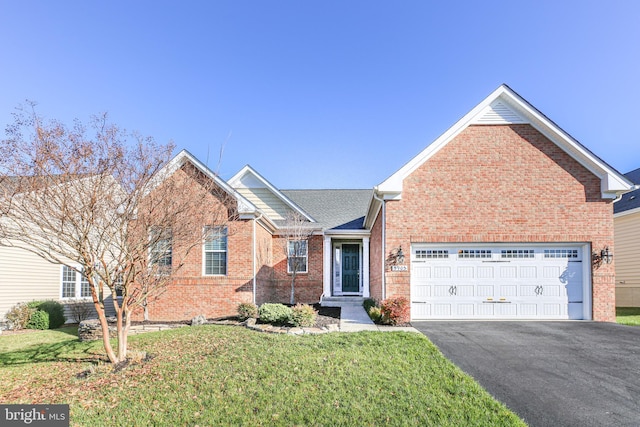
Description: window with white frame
149,228,172,274
61,266,92,299
288,240,308,274
204,226,227,275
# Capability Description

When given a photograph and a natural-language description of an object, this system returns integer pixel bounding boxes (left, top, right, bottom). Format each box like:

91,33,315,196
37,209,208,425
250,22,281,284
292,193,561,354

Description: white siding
236,188,292,221
615,211,640,306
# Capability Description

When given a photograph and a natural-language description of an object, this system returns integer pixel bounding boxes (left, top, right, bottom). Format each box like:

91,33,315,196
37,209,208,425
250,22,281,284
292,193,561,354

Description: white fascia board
614,206,640,218
228,164,315,222
377,85,634,199
154,150,257,215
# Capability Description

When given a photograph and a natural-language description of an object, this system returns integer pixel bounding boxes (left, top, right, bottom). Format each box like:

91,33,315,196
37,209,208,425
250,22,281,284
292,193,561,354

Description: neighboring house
2,84,634,323
0,245,118,323
614,168,640,306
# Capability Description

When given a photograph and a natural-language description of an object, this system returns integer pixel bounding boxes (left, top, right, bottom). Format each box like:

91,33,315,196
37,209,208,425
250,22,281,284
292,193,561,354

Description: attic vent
475,101,527,124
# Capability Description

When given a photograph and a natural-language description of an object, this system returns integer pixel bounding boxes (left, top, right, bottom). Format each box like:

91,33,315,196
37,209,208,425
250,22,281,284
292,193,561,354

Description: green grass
0,326,525,426
616,307,640,326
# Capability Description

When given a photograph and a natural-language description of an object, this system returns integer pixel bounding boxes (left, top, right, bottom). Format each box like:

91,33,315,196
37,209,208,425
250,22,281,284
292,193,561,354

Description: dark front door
342,244,360,293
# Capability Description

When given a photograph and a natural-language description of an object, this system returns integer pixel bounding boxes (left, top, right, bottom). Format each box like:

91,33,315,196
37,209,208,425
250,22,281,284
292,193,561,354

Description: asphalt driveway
412,321,640,427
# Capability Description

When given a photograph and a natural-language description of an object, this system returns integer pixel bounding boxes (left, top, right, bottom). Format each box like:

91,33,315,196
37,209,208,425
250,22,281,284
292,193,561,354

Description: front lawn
0,326,525,426
617,307,640,326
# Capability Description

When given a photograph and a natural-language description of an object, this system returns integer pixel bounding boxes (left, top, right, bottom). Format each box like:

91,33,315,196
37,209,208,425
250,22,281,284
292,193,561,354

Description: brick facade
380,124,616,321
141,171,326,320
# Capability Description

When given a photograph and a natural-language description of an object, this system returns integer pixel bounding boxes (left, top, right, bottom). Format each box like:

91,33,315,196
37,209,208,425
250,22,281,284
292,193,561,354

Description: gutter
252,212,264,304
373,189,386,301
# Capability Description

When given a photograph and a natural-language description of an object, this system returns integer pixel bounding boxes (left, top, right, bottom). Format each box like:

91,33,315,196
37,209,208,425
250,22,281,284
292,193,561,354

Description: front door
342,244,360,293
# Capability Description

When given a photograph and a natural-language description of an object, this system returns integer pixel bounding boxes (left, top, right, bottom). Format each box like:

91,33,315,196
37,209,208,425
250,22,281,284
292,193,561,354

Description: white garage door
410,244,589,320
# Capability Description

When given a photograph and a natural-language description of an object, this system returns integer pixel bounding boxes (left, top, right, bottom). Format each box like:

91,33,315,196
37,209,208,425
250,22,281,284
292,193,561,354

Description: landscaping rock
78,319,117,342
326,324,340,333
190,315,208,326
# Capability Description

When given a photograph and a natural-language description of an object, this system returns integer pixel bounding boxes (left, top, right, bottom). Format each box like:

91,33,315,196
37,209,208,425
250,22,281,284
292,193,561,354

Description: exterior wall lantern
600,247,613,264
592,246,613,268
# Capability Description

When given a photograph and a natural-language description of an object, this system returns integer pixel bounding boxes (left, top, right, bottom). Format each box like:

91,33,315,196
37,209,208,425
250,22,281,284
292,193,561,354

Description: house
142,84,632,322
614,168,640,306
1,84,633,323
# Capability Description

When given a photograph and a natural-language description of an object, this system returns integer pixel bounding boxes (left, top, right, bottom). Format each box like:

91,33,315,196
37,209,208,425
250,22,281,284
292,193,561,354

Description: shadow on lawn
0,339,106,366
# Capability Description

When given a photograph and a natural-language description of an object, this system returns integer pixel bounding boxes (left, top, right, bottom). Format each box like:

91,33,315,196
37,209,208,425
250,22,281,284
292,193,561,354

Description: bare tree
280,211,314,305
0,105,232,364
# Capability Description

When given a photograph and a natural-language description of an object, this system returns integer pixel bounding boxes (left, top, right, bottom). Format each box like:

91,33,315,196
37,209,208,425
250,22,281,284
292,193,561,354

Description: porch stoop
321,296,366,307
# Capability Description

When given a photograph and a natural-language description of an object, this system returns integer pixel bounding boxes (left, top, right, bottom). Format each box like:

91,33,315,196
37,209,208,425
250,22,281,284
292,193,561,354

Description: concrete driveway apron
412,321,640,427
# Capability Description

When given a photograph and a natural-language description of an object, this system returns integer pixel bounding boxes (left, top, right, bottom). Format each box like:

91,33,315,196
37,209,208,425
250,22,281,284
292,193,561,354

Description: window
544,249,578,259
416,249,449,259
149,228,172,274
288,240,308,273
501,249,534,259
458,249,492,259
61,266,92,299
204,226,227,275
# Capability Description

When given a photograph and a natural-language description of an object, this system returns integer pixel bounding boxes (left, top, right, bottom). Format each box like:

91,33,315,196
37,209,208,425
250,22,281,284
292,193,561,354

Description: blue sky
1,1,638,188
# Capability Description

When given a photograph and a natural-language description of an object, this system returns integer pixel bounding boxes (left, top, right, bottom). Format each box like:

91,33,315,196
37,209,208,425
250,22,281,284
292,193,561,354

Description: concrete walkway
339,304,418,332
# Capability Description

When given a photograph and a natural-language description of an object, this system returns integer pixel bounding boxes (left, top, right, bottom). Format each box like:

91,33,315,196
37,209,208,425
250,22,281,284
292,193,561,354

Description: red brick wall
262,235,324,304
143,217,258,321
383,124,616,321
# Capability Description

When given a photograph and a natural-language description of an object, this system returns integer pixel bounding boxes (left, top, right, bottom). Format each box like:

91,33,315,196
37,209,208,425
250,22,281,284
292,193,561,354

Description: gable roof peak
228,165,315,223
152,149,257,215
376,84,634,200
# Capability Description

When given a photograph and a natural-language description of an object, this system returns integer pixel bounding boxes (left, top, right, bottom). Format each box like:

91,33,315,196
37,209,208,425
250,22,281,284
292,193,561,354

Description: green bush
380,297,410,325
363,298,377,313
26,310,50,330
289,303,317,327
5,302,36,330
258,303,292,324
237,302,259,321
32,300,66,329
368,306,383,323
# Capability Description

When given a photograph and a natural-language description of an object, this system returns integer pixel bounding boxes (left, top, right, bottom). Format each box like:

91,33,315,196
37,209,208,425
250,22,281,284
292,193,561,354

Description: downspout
252,212,263,305
373,189,386,301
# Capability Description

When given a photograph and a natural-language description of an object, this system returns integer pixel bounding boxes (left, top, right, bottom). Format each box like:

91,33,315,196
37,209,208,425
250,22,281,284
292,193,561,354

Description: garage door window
501,249,534,259
416,249,449,259
544,249,579,258
458,249,491,259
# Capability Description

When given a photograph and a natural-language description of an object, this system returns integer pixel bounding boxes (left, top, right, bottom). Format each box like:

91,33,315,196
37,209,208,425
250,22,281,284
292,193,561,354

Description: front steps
321,296,366,307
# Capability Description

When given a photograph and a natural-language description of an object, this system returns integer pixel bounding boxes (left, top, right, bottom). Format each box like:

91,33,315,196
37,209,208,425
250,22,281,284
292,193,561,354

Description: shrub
26,310,50,330
5,302,36,330
289,303,317,327
68,300,94,323
33,300,66,329
258,303,292,324
380,297,410,326
368,306,383,323
363,298,378,313
237,302,259,321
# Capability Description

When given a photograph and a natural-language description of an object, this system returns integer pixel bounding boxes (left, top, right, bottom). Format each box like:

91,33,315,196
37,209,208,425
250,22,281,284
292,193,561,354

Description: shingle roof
281,189,372,230
614,168,640,214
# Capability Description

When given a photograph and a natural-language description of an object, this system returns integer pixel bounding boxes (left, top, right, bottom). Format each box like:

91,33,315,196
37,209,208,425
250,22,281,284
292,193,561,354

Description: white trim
202,226,228,276
322,236,332,298
59,265,92,300
376,85,634,200
332,240,364,296
287,240,308,274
